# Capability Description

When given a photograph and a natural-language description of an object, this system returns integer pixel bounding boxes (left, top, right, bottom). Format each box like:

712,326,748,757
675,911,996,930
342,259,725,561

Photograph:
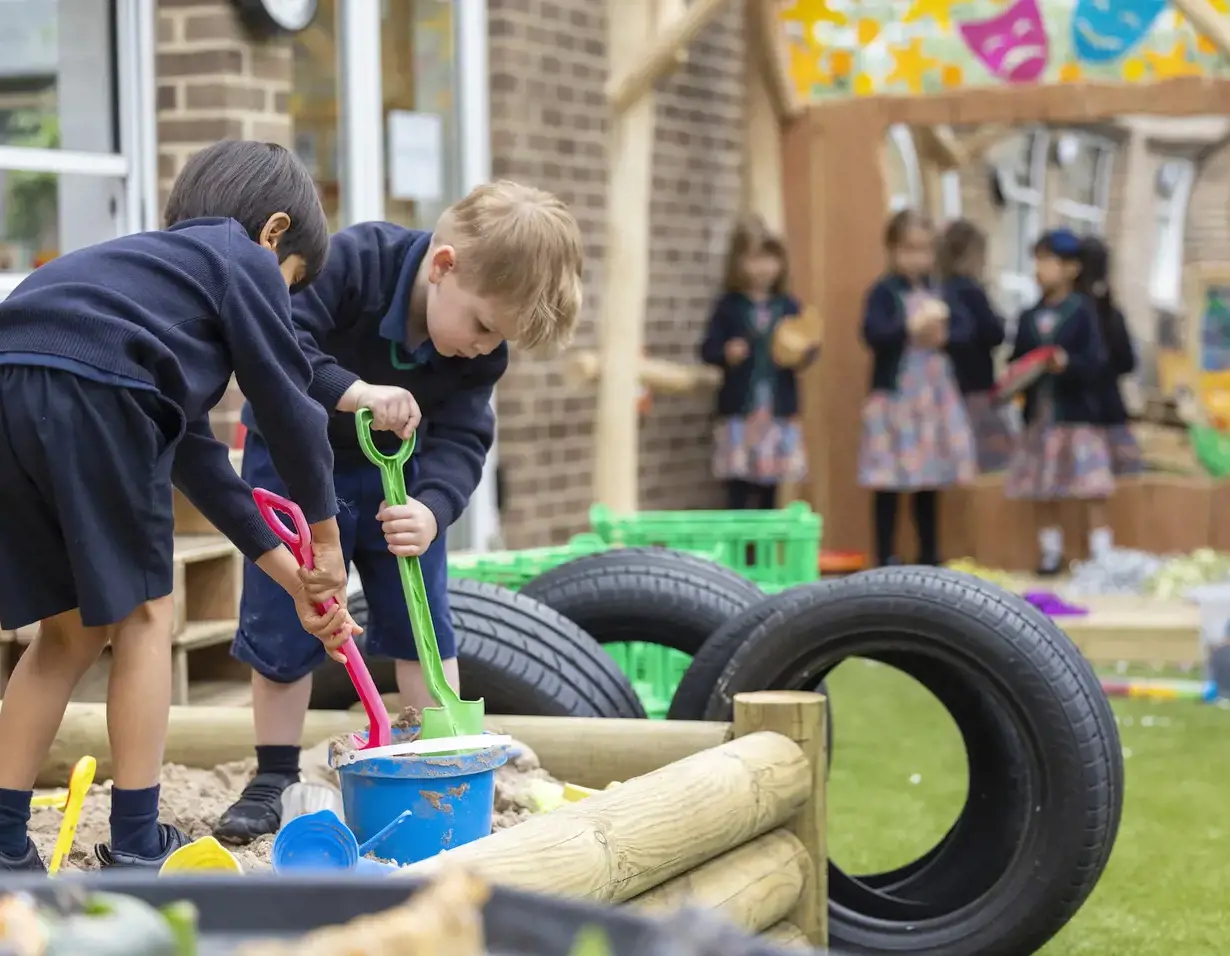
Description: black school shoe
95,823,191,868
1036,554,1066,577
0,838,46,872
212,772,299,845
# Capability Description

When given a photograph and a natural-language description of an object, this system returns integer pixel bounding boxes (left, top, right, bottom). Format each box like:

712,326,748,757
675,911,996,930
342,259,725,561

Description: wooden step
173,534,242,638
172,449,245,534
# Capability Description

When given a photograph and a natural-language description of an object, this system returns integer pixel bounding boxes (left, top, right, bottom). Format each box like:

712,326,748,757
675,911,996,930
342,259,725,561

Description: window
0,0,154,301
940,170,962,221
1151,159,1194,310
885,124,922,212
1051,132,1115,236
994,129,1049,324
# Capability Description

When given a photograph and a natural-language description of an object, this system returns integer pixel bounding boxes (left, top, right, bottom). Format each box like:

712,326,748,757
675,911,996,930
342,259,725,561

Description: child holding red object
1005,228,1114,574
857,210,976,567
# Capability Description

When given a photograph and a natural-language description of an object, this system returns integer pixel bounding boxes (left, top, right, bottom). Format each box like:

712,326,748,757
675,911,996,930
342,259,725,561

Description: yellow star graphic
1146,40,1204,79
902,0,969,31
887,39,939,94
779,0,847,27
789,41,832,94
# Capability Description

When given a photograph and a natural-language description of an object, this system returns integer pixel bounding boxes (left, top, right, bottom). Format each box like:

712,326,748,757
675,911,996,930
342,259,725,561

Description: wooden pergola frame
586,0,802,512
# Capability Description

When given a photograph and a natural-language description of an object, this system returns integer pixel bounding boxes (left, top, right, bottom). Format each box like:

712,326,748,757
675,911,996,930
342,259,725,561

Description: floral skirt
1005,398,1115,500
712,406,807,485
964,389,1016,474
857,348,977,491
1106,423,1145,476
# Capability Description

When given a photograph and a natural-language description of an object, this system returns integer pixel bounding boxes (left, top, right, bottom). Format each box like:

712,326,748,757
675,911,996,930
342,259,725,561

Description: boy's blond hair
435,181,583,352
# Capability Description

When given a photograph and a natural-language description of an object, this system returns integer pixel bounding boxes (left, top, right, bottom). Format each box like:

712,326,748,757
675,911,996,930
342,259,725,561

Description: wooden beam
606,0,731,114
743,0,786,232
748,0,802,121
594,0,658,511
564,350,721,394
913,125,965,170
1172,0,1230,57
955,124,1010,164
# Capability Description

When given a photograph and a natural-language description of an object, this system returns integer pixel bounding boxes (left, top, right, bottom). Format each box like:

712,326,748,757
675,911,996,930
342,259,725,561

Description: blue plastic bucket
334,729,509,866
272,809,358,872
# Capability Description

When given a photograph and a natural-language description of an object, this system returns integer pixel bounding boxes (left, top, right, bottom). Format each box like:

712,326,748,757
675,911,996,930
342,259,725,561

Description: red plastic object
992,346,1058,404
233,422,248,450
819,550,868,575
252,488,391,750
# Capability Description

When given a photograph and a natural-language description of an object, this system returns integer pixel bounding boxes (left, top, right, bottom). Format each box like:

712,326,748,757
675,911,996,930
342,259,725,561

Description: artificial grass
824,658,1230,955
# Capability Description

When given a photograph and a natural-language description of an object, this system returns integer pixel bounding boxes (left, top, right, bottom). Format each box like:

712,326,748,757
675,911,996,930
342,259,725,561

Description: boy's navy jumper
1009,293,1107,425
941,275,1006,395
0,219,336,630
233,223,506,680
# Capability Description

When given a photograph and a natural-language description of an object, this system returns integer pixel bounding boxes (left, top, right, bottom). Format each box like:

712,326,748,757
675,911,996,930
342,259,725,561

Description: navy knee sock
0,788,32,857
110,785,162,858
255,745,300,777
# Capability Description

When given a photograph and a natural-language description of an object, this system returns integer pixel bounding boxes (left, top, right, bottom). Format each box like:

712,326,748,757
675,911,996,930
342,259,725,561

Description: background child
699,217,813,511
1079,236,1144,507
937,219,1014,473
858,210,976,567
0,141,356,871
1005,228,1113,573
215,182,583,844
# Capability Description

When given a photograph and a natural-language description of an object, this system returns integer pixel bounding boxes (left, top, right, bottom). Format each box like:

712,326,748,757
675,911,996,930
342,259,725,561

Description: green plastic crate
446,533,609,590
603,642,692,720
588,501,822,591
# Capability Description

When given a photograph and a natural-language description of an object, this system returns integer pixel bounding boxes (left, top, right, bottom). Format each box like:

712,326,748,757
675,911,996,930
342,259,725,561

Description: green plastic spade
355,409,485,741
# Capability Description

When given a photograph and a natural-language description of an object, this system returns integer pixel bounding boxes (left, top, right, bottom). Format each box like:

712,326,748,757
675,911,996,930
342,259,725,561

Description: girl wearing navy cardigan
700,220,814,509
857,210,976,567
1005,228,1114,573
937,220,1014,472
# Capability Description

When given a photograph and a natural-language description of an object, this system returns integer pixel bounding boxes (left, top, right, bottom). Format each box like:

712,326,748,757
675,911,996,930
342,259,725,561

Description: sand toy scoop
355,409,486,742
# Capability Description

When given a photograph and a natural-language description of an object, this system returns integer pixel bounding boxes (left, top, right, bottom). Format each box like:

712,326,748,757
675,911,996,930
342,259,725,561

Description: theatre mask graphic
958,0,1050,83
1071,0,1167,63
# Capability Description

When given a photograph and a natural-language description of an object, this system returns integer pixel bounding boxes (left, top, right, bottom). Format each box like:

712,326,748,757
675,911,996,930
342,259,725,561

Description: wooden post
742,0,785,233
1172,0,1230,56
733,690,828,948
593,0,659,512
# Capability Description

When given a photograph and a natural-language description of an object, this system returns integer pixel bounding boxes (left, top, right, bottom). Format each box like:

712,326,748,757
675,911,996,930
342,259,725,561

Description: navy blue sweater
1092,307,1135,425
698,292,804,417
0,218,336,560
243,222,506,533
1010,293,1107,426
942,275,1006,395
861,274,935,392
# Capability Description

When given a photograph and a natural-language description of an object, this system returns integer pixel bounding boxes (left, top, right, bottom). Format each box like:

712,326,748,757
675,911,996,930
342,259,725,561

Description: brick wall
488,0,744,547
155,0,292,444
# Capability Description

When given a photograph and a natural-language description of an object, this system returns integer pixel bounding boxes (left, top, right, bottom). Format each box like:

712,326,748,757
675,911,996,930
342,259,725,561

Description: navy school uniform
1093,306,1144,475
942,275,1014,473
0,219,335,630
1003,293,1115,500
231,223,507,681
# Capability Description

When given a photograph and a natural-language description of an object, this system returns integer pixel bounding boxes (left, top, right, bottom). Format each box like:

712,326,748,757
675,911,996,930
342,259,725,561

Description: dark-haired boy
0,140,366,871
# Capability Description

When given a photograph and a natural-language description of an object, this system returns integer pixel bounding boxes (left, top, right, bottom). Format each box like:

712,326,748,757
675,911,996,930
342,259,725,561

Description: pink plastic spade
252,488,392,750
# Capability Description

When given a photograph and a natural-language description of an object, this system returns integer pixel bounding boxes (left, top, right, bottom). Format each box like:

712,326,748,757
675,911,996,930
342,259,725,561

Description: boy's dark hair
723,215,790,296
936,219,986,280
1033,227,1083,262
884,208,932,249
164,140,329,289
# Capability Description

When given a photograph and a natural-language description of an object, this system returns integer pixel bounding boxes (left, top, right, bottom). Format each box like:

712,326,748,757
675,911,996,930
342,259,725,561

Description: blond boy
215,181,582,843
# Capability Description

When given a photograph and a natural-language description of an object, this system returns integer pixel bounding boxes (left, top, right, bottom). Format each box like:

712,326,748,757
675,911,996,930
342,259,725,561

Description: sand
32,708,561,871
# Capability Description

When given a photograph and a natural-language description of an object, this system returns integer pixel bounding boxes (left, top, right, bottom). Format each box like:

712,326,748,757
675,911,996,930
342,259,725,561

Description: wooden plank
171,535,242,638
171,449,244,535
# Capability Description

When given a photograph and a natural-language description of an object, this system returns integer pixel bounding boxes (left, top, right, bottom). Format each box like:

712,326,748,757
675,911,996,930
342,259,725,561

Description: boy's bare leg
251,671,312,745
395,658,460,713
106,594,175,789
0,609,110,790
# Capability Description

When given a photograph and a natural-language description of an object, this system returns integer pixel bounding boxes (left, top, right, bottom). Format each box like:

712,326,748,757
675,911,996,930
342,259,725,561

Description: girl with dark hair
1005,228,1114,574
1078,236,1144,512
937,219,1014,472
699,217,815,509
857,210,976,567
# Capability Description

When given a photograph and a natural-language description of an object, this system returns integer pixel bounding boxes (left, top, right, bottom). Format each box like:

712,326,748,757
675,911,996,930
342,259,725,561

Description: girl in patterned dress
857,210,976,567
699,218,815,509
1079,236,1144,516
1005,228,1115,574
938,219,1015,473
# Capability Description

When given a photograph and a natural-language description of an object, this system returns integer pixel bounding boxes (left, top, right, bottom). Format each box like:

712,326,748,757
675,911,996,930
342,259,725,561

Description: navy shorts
231,432,456,683
0,366,181,629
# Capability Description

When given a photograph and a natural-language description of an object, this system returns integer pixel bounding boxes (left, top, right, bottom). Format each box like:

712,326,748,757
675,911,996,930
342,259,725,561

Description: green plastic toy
355,409,485,741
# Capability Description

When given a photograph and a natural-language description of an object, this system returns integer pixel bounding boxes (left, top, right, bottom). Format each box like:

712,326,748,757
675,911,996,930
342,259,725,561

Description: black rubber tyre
519,547,764,656
309,579,646,719
698,566,1122,956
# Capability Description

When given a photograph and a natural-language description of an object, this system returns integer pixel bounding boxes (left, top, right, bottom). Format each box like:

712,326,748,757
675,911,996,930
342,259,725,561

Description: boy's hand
293,597,361,663
340,381,421,439
299,538,349,605
377,498,438,557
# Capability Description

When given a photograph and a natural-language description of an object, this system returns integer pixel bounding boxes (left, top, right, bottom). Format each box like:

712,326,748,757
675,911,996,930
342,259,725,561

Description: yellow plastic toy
160,835,243,875
33,755,96,875
562,782,622,802
944,558,1015,589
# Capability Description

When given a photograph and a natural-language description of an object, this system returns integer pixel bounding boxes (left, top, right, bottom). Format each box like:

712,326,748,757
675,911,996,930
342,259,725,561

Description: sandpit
32,710,562,871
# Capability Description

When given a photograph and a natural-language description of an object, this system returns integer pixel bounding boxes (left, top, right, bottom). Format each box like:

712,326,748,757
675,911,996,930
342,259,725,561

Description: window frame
886,123,922,212
1150,158,1195,311
0,0,156,302
1050,131,1116,236
994,128,1050,322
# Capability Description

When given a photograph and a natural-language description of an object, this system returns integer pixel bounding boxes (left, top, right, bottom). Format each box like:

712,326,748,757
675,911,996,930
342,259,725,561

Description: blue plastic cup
335,729,509,866
271,809,358,872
